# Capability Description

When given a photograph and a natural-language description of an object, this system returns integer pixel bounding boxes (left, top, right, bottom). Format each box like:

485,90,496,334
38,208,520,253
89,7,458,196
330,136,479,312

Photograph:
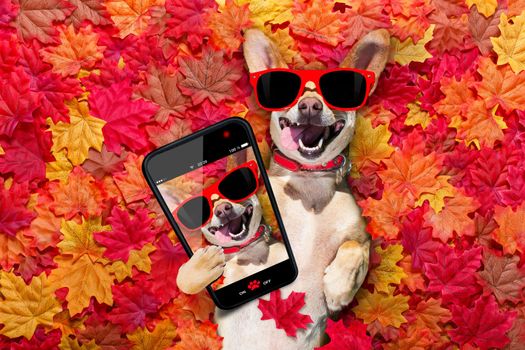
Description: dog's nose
298,97,323,119
214,202,232,218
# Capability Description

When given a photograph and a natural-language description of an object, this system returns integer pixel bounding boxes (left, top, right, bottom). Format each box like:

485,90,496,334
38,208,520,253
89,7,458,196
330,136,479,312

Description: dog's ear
340,29,390,94
243,29,287,72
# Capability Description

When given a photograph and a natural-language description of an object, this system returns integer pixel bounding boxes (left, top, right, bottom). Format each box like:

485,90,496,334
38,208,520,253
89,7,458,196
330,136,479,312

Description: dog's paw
323,241,369,313
177,245,225,294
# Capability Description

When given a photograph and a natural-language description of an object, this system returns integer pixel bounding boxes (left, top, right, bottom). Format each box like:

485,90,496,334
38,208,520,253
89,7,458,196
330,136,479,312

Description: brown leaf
67,0,111,28
478,250,525,305
468,4,501,55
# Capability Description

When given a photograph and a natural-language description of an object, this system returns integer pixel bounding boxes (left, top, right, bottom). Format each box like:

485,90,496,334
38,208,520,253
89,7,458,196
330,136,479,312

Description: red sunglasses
249,68,375,111
173,161,259,231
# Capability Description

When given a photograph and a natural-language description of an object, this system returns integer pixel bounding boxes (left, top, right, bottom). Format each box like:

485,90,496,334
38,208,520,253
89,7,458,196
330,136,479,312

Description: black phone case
142,117,298,309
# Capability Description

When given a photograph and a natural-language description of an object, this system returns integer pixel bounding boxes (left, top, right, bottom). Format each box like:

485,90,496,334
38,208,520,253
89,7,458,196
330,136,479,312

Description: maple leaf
508,0,525,16
146,118,191,147
316,319,371,350
165,0,217,49
399,255,426,292
415,175,455,213
67,0,111,28
105,0,161,38
493,202,525,255
82,145,127,179
175,291,215,322
434,74,476,119
468,5,501,55
349,115,394,174
0,272,61,339
390,24,434,65
465,0,497,17
492,12,525,73
13,0,73,44
424,245,482,303
289,0,344,46
108,281,160,332
89,80,158,154
187,100,232,132
368,244,407,293
409,298,451,334
108,244,154,282
424,191,480,242
429,11,472,53
59,337,99,350
449,295,516,349
208,0,252,55
258,290,313,337
46,150,73,182
58,216,109,261
360,188,413,239
378,150,442,202
49,99,105,166
0,68,39,137
49,166,104,219
244,0,293,27
476,56,525,113
94,207,156,262
400,210,441,269
79,319,132,350
41,25,105,77
353,288,409,328
456,100,507,149
178,48,243,106
9,327,62,349
478,250,525,305
149,234,187,303
49,255,113,315
28,200,61,250
113,153,151,204
127,319,177,350
135,65,189,125
0,180,36,237
341,0,391,47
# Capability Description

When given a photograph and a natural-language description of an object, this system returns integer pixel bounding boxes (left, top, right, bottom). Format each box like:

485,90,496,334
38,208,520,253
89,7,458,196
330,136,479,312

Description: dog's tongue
216,216,243,238
280,125,325,150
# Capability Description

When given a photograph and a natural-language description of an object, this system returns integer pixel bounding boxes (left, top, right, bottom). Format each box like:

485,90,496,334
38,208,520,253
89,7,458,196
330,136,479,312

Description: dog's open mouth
279,117,345,158
208,205,253,241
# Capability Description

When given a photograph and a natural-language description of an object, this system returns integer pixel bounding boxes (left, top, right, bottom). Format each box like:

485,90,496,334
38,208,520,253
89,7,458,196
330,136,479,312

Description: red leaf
89,80,158,154
187,100,231,131
424,245,482,304
178,47,243,106
165,0,217,50
316,319,372,350
0,180,36,237
449,295,516,349
258,290,313,337
149,234,188,303
108,280,160,332
79,319,132,350
94,207,156,262
10,328,61,350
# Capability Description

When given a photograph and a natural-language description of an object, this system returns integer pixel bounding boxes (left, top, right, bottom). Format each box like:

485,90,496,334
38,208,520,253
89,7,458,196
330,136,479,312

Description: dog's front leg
323,239,370,313
176,246,225,294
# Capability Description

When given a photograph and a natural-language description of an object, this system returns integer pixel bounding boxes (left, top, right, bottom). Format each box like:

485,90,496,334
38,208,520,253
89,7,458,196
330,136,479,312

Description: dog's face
201,195,263,248
243,29,390,165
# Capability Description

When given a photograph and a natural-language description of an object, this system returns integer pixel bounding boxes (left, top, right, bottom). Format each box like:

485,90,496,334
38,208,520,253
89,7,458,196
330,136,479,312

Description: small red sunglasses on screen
173,161,259,231
249,68,375,111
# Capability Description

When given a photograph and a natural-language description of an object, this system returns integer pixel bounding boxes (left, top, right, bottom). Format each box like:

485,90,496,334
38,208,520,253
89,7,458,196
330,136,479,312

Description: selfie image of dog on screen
158,148,287,291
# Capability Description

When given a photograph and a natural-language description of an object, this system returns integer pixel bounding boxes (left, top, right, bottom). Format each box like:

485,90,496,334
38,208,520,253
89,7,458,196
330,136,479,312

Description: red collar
222,225,267,255
273,150,347,173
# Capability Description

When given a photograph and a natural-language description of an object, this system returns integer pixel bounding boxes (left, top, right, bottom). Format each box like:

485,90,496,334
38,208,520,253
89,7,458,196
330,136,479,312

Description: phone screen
144,119,296,308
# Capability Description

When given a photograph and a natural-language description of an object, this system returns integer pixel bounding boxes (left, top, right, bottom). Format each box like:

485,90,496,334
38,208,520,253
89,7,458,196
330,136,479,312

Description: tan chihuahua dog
177,28,390,349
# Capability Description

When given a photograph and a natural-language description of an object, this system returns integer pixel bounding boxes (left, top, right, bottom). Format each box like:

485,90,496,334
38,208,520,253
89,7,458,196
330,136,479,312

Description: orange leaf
208,0,252,55
127,319,177,350
456,100,507,149
341,0,391,47
399,255,425,292
41,25,104,77
177,292,215,322
105,0,163,38
353,288,409,328
0,230,34,271
493,202,525,255
174,320,222,350
435,74,477,119
410,298,451,334
114,154,151,205
424,191,480,242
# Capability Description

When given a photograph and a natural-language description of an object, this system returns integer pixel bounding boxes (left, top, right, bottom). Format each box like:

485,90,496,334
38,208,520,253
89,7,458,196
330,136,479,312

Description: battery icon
241,142,249,148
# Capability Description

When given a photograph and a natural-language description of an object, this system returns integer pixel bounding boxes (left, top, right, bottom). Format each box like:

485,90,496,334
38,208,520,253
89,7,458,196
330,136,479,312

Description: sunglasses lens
256,71,301,109
319,71,368,108
177,196,211,230
218,168,257,200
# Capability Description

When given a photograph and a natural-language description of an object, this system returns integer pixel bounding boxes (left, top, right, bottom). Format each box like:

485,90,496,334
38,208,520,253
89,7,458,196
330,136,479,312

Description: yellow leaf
415,175,456,213
405,102,433,129
105,0,164,38
49,255,113,316
349,116,394,173
491,12,525,73
127,319,177,350
0,272,61,339
57,217,110,261
59,336,99,350
456,101,507,149
41,25,104,77
368,244,407,293
390,24,434,65
46,150,73,183
239,0,293,28
353,288,409,328
0,144,4,155
50,99,105,166
466,0,498,17
108,244,155,282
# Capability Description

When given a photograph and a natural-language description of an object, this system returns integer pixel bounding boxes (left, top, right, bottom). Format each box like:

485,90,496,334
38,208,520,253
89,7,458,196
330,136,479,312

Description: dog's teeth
299,138,305,149
318,138,323,148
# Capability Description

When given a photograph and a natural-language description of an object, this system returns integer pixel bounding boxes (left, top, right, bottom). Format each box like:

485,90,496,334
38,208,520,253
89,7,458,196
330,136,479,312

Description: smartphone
143,117,297,309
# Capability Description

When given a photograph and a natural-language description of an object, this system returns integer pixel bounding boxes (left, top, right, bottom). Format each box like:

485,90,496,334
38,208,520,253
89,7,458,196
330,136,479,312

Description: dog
176,28,390,349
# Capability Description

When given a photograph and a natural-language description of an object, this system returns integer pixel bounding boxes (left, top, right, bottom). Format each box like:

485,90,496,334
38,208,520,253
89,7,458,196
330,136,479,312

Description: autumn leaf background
1,0,525,348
